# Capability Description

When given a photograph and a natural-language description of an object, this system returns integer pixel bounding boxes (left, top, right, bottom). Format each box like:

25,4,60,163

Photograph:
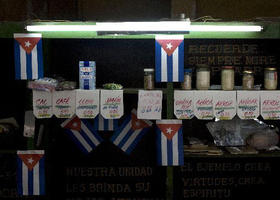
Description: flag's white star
166,127,173,134
73,122,77,127
25,41,31,47
166,43,173,50
27,157,34,164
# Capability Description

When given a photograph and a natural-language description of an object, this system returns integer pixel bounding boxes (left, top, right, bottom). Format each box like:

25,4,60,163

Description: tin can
79,61,96,90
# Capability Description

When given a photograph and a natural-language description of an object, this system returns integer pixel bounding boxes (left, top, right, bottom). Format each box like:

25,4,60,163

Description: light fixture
25,22,262,32
26,21,191,32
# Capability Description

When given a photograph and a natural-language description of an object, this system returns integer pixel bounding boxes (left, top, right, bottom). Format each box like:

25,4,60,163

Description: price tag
174,90,194,119
194,91,214,120
76,89,99,118
100,90,123,119
53,90,76,118
237,91,259,119
260,91,280,120
213,91,236,120
33,90,53,118
137,90,162,120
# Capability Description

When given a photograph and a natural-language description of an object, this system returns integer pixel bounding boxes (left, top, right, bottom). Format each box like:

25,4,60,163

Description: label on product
137,90,162,120
194,91,214,120
260,91,280,120
174,90,194,119
53,90,76,118
213,91,236,120
237,91,259,119
33,90,53,118
79,61,96,90
76,89,99,119
100,90,123,119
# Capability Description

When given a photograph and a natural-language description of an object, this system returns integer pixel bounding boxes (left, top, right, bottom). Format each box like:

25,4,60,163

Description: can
79,61,96,90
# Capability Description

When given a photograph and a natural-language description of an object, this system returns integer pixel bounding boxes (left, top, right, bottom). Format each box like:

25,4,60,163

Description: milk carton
79,61,96,90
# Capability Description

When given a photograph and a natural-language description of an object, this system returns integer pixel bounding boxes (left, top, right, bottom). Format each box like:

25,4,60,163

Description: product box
79,61,96,90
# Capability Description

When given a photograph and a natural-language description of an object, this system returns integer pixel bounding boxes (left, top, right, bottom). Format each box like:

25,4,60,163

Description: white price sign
174,90,194,119
33,90,53,118
260,91,280,120
213,91,236,120
53,90,76,118
194,91,214,120
137,90,162,120
76,89,99,119
237,91,259,119
100,90,123,119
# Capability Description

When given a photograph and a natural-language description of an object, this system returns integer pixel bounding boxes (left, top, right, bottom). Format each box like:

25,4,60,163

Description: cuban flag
110,109,152,154
155,35,184,82
156,120,184,166
61,115,103,154
14,33,43,80
94,114,118,131
17,150,45,196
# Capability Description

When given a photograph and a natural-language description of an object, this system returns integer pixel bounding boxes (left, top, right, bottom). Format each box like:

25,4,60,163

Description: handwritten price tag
213,91,236,120
137,90,162,120
260,91,280,120
237,91,259,119
53,90,76,118
33,90,53,118
76,89,99,119
194,91,214,120
100,90,123,119
174,90,194,119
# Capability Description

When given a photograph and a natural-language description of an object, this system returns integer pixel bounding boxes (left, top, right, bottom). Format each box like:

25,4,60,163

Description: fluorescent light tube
189,25,262,32
26,21,190,32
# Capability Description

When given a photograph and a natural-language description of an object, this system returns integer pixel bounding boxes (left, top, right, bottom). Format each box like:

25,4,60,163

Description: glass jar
196,64,210,90
181,68,192,90
144,68,154,90
221,66,235,90
242,70,254,90
264,67,277,90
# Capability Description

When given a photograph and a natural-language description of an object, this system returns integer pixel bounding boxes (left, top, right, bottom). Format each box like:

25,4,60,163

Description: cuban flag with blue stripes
14,33,43,80
155,35,184,82
94,114,118,131
17,150,45,196
156,120,184,166
61,115,103,154
110,109,152,154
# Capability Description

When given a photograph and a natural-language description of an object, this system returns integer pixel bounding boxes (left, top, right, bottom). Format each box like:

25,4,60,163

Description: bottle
196,64,210,90
242,70,254,90
221,66,235,90
264,67,277,90
144,68,154,90
181,68,192,90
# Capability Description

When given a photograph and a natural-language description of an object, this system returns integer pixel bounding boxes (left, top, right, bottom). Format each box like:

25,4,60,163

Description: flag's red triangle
15,37,41,54
131,113,151,130
64,116,81,131
157,123,182,140
18,154,43,171
156,39,183,56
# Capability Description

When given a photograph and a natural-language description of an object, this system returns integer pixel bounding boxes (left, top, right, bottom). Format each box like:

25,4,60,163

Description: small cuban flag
156,120,184,166
14,33,43,80
110,109,152,154
61,115,103,154
155,35,184,82
17,150,45,196
94,114,118,131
